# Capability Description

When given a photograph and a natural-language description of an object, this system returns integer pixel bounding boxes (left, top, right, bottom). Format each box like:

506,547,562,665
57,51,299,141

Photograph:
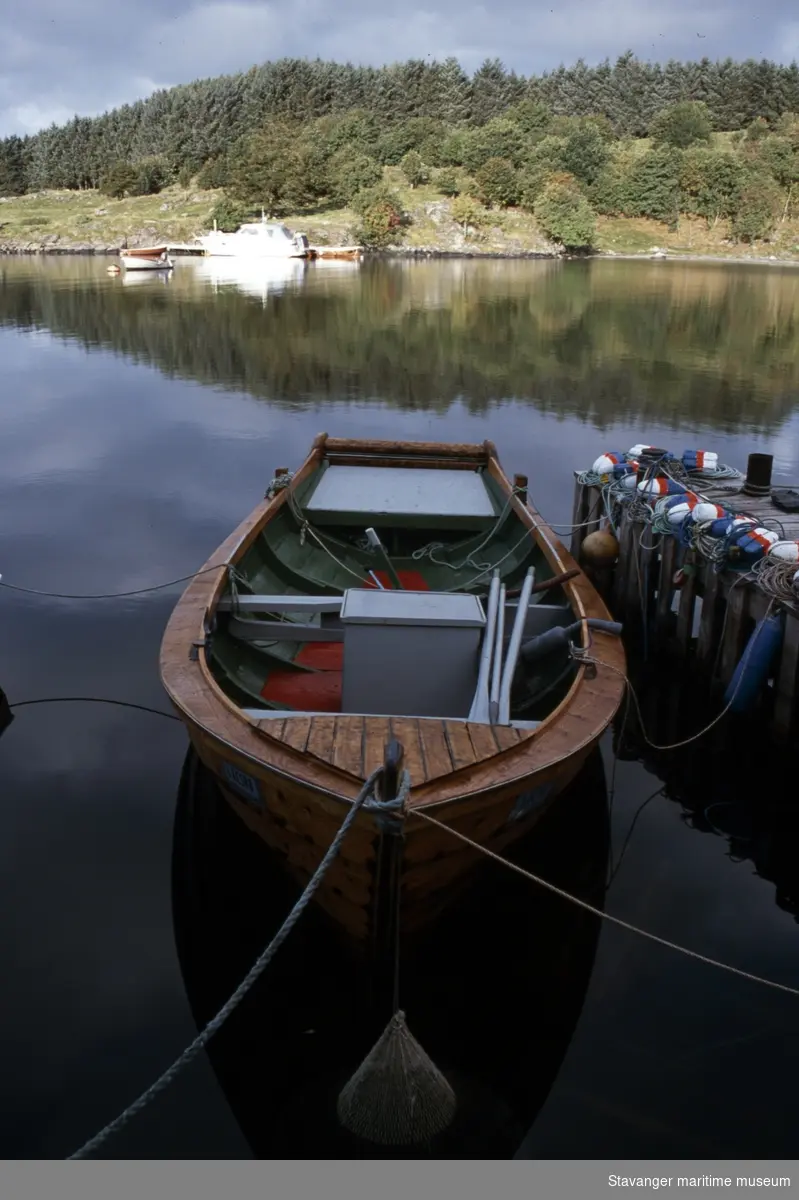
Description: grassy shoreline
2,177,799,264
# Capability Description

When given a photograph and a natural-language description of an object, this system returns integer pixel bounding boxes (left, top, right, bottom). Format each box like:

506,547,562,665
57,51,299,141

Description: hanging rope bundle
336,1010,457,1146
337,743,457,1147
751,555,799,608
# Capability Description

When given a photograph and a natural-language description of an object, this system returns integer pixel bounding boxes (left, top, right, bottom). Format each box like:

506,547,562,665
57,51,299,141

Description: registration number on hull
508,782,553,823
220,761,263,811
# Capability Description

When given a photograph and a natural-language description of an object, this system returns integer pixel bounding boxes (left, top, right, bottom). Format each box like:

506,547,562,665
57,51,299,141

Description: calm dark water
1,254,799,1159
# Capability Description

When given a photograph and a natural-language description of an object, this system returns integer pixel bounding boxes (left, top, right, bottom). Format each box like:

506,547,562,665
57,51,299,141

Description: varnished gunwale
159,434,626,814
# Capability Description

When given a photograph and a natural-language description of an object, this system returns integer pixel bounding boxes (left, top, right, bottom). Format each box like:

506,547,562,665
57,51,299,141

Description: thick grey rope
69,764,409,1159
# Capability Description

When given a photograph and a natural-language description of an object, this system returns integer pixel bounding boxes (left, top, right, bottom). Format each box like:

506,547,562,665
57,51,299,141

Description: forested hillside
1,53,798,251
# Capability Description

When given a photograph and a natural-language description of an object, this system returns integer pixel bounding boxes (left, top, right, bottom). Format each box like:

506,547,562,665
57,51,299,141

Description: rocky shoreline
0,242,122,255
0,240,560,259
2,240,798,267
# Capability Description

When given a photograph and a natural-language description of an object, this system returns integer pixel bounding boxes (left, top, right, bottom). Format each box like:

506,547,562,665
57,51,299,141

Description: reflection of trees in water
1,259,798,432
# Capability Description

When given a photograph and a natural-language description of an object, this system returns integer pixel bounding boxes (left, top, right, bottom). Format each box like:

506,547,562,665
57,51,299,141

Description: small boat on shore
120,246,174,271
159,435,626,949
309,245,364,261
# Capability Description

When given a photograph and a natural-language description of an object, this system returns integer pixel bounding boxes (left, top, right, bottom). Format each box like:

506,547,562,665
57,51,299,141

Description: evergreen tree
351,187,406,247
525,135,568,174
400,150,429,189
228,123,321,215
132,155,169,195
588,142,639,214
99,161,137,199
561,126,610,185
5,50,799,199
0,136,27,195
325,151,382,205
625,146,683,225
435,168,463,197
608,51,658,136
732,176,782,240
504,99,553,137
450,194,485,235
748,135,799,189
680,147,746,224
197,157,231,190
518,164,558,211
650,101,713,148
534,175,596,248
375,118,444,166
459,117,527,171
470,58,519,124
472,157,521,207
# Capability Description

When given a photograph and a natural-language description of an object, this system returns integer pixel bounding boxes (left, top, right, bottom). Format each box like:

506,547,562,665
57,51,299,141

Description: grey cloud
1,0,798,137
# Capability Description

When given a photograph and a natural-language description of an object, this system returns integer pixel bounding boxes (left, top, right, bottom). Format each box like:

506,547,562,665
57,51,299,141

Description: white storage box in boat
339,588,486,718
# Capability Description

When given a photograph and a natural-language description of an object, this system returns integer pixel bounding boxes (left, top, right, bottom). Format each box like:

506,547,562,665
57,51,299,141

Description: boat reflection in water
184,255,311,303
120,270,173,287
170,744,610,1159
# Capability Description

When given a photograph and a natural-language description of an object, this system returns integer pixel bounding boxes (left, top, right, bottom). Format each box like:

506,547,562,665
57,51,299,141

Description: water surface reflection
0,255,797,1157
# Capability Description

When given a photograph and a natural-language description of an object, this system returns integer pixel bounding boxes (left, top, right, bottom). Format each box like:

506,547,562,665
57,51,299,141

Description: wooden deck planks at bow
569,470,799,741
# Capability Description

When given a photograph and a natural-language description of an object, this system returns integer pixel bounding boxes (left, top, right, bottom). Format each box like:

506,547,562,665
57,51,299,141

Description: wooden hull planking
189,727,588,945
160,434,626,944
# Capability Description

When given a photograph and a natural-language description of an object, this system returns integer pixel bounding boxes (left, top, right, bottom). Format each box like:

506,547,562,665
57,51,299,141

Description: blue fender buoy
724,611,785,714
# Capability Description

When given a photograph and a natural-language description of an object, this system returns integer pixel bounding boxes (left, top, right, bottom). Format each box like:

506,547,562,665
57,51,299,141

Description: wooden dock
569,467,799,741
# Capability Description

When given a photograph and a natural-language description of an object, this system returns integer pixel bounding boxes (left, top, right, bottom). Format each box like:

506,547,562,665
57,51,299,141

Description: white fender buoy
769,540,799,562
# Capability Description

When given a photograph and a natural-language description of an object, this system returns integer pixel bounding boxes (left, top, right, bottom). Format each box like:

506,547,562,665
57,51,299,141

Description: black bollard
742,452,774,497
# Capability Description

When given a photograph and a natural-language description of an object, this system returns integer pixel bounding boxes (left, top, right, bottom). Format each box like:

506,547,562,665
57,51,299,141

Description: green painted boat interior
206,460,578,722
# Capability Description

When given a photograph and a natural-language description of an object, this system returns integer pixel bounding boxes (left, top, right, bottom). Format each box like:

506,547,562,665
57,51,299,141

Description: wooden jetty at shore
569,451,799,741
161,242,364,260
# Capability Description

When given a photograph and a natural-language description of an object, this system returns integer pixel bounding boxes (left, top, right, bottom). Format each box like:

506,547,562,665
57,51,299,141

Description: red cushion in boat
260,641,343,712
295,642,344,671
364,569,430,590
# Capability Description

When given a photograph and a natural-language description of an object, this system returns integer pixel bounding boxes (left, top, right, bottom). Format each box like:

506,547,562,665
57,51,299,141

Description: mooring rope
7,696,182,721
411,486,526,573
410,806,799,999
0,563,229,601
751,556,799,608
68,764,410,1160
570,596,775,754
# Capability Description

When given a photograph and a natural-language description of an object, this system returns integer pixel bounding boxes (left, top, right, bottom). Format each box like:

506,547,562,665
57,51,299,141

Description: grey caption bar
2,1159,797,1200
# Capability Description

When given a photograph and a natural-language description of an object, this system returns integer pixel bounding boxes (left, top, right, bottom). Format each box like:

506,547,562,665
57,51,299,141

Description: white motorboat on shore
196,217,311,259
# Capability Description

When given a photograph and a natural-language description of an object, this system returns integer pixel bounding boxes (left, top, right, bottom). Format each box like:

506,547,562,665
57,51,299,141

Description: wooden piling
569,472,799,742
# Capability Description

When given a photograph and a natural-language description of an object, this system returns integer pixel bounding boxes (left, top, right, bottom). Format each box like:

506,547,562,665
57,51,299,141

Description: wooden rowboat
309,245,364,261
159,434,626,951
120,246,174,271
122,245,169,257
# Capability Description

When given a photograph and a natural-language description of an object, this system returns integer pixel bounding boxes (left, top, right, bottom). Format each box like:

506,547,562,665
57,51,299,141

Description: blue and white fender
682,449,719,474
724,610,785,714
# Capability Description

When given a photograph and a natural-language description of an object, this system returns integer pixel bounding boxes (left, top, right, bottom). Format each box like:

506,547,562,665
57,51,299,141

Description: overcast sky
1,0,797,138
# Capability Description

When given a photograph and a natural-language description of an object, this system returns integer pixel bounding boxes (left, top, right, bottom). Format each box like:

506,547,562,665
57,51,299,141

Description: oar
364,528,404,590
480,566,582,601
